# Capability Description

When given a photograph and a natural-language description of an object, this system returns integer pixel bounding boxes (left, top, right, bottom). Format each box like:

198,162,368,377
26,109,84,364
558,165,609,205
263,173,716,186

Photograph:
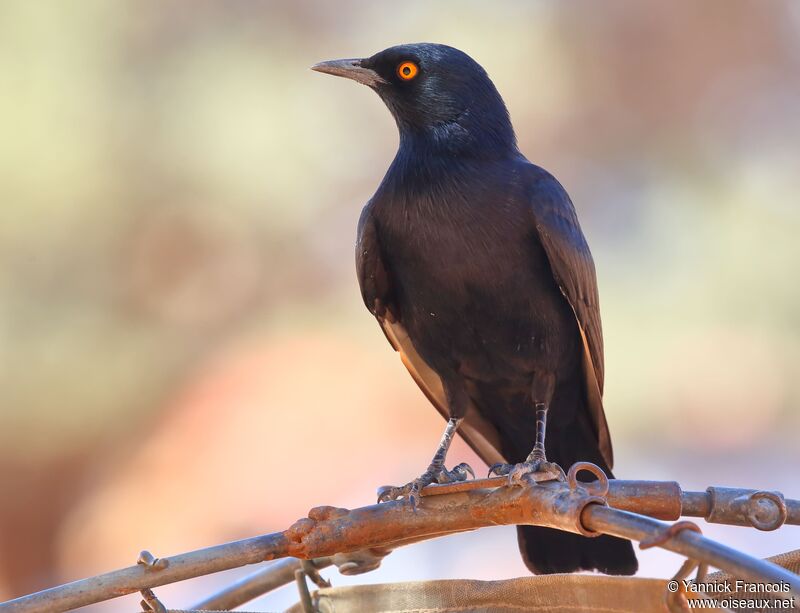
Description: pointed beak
311,58,387,87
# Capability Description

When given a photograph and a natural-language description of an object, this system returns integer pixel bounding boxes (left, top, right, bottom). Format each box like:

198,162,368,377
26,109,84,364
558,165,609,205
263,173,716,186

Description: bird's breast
372,174,578,379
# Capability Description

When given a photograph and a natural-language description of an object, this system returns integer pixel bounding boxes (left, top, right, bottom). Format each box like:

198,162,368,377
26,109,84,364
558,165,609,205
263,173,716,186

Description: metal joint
639,520,702,550
137,551,169,612
138,550,169,571
705,487,788,531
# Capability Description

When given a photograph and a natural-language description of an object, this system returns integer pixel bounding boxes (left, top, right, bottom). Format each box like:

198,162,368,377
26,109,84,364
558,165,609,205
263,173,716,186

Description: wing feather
525,168,613,468
357,205,505,468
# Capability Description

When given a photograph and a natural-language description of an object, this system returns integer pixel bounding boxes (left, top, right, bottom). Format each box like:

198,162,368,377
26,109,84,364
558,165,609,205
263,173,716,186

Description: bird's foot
488,454,566,486
377,462,474,506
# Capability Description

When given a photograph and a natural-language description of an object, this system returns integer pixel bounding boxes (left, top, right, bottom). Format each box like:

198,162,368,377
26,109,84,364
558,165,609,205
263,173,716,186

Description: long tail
472,380,638,575
515,408,638,575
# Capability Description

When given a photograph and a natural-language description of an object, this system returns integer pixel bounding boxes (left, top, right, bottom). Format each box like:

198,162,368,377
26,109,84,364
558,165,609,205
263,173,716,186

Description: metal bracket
137,550,169,612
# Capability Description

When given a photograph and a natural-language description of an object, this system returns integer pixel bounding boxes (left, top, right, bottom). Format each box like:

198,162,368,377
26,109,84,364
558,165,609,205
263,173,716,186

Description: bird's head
313,43,517,155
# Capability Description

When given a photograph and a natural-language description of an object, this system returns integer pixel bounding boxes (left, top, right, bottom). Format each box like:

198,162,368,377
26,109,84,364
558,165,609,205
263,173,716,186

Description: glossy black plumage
315,43,637,575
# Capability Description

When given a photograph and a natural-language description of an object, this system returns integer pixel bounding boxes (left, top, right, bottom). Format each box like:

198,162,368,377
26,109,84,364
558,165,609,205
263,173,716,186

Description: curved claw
376,485,403,503
549,462,568,482
377,481,423,506
378,462,476,505
488,462,513,477
488,459,566,485
407,485,423,508
437,462,475,484
458,462,476,479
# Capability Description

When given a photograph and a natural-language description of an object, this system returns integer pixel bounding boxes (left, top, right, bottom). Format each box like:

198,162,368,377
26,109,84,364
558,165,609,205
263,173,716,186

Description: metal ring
567,462,609,498
745,491,787,531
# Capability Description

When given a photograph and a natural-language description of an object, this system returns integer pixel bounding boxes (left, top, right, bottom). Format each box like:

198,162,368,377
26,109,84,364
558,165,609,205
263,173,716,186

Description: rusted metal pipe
0,481,605,613
0,532,290,613
425,478,800,529
187,481,799,612
684,486,798,530
190,558,312,611
2,474,798,612
190,480,800,612
583,504,800,598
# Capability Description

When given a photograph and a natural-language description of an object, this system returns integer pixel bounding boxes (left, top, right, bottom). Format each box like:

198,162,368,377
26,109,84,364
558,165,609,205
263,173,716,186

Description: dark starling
312,43,637,575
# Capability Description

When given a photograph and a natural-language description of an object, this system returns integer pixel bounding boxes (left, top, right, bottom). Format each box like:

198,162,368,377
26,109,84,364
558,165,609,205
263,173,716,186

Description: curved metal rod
1,474,798,612
190,558,310,611
189,479,800,612
582,505,800,596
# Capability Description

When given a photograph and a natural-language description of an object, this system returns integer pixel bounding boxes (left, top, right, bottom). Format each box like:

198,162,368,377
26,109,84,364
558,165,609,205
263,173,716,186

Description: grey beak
311,58,387,87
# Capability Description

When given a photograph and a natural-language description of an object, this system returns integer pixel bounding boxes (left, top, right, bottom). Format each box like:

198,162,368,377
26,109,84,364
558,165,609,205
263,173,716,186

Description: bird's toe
376,484,408,503
436,462,474,484
376,477,427,506
488,462,514,477
378,462,475,505
490,459,566,486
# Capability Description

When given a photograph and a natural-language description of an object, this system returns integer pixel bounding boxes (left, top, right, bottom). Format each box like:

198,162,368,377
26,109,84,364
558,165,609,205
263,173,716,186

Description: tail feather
515,416,638,575
469,379,638,575
517,526,638,575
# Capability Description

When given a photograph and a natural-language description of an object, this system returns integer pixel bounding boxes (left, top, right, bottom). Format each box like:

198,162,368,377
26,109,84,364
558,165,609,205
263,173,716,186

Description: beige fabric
285,575,675,613
284,550,800,613
700,548,800,612
706,548,800,583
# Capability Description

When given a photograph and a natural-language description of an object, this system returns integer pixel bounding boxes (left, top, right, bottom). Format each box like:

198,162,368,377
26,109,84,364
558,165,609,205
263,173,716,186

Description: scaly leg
377,417,474,506
489,398,566,484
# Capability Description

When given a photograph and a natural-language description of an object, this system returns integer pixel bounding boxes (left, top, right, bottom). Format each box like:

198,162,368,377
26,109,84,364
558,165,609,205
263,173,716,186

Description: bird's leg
529,402,549,463
489,402,565,484
489,372,566,485
377,417,474,506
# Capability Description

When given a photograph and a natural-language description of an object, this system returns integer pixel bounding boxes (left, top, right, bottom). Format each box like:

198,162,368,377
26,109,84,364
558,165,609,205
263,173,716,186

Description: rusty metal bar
186,479,799,611
0,532,289,613
189,534,465,611
190,558,318,612
426,477,800,529
686,486,798,530
583,504,800,597
2,474,798,612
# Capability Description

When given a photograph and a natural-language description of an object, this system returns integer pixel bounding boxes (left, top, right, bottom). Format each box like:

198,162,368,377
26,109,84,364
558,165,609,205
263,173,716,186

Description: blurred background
1,0,799,610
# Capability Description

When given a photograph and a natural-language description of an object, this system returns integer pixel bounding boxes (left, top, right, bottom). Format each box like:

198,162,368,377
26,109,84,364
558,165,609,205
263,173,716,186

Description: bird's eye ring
397,61,419,81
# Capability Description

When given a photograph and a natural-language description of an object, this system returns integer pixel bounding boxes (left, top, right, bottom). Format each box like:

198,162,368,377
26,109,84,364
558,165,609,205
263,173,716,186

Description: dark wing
356,205,505,467
525,167,613,468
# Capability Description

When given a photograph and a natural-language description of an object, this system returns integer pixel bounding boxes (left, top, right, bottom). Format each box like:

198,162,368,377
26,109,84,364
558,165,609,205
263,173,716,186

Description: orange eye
397,61,418,81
